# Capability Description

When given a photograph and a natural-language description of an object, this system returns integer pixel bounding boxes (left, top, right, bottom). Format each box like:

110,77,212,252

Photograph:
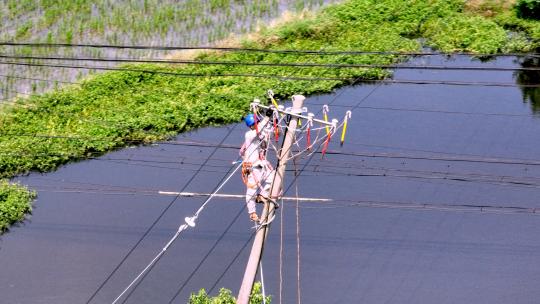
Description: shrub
189,282,270,304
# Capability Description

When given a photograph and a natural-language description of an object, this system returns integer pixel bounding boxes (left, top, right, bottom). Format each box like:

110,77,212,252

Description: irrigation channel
2,54,540,304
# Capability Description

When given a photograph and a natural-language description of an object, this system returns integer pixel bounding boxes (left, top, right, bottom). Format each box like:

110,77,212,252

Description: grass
0,0,539,230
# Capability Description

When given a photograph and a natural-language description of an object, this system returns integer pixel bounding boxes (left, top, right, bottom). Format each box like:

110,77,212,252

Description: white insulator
323,104,329,114
185,216,196,227
307,113,314,126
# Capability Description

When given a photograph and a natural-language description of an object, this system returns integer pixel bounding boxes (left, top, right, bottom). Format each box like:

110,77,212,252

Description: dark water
2,55,540,304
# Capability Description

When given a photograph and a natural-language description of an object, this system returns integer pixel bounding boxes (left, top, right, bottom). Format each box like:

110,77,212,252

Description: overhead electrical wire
315,104,537,118
226,75,377,304
0,87,33,96
1,60,540,87
308,101,539,118
163,205,247,304
0,60,348,82
4,133,540,167
172,60,325,302
2,53,540,72
261,79,539,303
0,73,78,84
30,160,540,191
2,41,537,301
0,98,33,108
207,230,257,294
1,29,536,300
0,42,539,57
166,53,325,303
85,120,244,304
300,198,540,215
109,119,274,303
21,141,540,190
310,167,540,190
26,150,540,191
24,182,540,216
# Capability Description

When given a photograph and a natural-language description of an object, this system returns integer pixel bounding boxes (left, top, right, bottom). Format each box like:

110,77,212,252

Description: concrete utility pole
237,95,305,304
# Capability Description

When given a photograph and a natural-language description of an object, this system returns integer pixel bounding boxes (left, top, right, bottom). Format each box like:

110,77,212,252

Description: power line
7,95,537,120
26,151,540,190
165,205,247,303
231,78,369,302
4,133,540,167
0,98,33,108
0,60,348,82
1,60,540,87
0,87,33,96
347,105,536,118
2,53,540,72
308,101,539,117
0,73,78,84
0,42,538,57
27,182,540,216
2,39,536,300
300,198,540,215
17,131,540,190
5,126,540,171
207,230,257,294
30,158,540,190
378,78,540,87
109,119,274,303
323,149,540,166
311,166,540,189
85,123,240,304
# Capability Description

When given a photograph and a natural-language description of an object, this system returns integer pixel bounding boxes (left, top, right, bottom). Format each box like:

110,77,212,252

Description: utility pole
237,95,305,304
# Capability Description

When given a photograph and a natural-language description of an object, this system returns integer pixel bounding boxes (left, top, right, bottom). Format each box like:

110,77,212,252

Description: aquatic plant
0,180,35,233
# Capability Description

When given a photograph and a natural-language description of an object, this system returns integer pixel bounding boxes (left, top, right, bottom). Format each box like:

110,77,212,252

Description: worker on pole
240,113,273,222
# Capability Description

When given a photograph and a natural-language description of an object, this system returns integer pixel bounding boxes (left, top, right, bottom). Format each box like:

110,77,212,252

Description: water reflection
514,56,540,113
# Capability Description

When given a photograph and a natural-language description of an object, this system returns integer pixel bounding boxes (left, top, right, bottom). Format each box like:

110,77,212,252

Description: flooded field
1,54,540,303
0,0,337,101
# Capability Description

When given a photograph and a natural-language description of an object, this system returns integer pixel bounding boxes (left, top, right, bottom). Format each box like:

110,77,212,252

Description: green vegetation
0,181,35,233
462,0,540,52
189,282,270,304
1,0,540,231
